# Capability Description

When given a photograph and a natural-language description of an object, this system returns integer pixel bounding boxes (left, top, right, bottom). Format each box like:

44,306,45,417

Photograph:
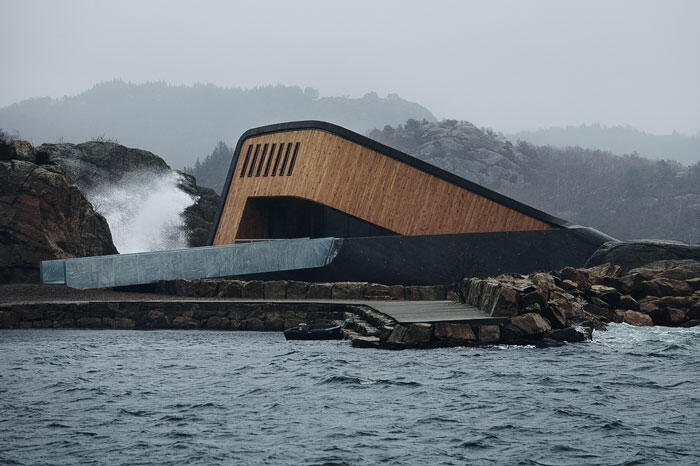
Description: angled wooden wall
212,129,551,245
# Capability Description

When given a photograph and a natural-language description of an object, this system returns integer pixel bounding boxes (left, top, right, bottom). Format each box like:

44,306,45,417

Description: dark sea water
1,325,699,465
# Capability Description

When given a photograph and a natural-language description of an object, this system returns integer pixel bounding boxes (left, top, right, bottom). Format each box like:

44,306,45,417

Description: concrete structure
41,238,338,289
42,121,614,289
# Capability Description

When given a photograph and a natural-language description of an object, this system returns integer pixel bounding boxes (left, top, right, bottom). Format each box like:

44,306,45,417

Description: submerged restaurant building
42,121,613,289
208,121,612,283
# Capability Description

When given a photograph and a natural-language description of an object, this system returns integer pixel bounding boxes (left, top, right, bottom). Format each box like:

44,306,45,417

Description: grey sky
1,0,698,134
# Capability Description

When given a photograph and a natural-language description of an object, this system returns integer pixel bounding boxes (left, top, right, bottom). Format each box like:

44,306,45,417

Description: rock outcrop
177,172,220,247
36,141,171,190
36,141,221,248
585,240,700,273
0,139,117,282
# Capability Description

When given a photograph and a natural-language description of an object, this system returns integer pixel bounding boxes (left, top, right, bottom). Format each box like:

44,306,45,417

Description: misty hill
510,124,700,165
0,80,436,168
369,120,700,244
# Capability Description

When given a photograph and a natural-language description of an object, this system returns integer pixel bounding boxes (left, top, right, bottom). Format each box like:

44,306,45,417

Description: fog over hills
370,120,700,243
511,124,700,165
0,80,436,168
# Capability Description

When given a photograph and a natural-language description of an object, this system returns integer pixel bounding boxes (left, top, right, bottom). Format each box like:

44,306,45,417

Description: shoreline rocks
0,139,117,283
151,278,449,302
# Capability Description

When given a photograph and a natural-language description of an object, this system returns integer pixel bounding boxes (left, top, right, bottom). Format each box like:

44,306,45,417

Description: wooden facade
211,122,568,245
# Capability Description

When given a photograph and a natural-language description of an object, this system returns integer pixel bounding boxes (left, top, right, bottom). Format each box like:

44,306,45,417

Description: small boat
284,322,343,340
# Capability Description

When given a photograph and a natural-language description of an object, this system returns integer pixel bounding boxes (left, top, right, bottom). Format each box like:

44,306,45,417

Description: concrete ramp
41,238,340,289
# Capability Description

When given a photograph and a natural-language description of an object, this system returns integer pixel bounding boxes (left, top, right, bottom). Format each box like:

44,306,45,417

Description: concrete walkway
2,284,503,325
366,300,499,324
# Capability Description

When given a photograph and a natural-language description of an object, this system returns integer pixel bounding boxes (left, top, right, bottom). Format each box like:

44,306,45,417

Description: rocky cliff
0,138,117,282
37,141,221,249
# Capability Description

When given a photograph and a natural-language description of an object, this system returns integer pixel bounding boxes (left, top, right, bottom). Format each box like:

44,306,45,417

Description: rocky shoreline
1,256,698,350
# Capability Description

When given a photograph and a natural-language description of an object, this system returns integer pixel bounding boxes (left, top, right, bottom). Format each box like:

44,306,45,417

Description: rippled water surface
1,325,699,465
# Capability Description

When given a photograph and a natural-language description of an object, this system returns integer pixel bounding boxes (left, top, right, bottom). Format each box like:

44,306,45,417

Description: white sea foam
86,171,197,253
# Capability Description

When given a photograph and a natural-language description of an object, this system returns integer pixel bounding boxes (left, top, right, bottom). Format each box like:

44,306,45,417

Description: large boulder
387,323,433,347
510,312,552,337
490,287,520,317
433,322,476,343
0,151,117,282
36,141,221,248
586,240,700,274
615,310,654,326
36,141,170,189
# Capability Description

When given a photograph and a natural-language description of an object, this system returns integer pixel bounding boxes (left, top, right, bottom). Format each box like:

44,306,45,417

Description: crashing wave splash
86,171,197,253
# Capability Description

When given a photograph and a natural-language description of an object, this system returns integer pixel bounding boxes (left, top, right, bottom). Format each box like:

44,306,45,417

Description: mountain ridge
510,124,700,165
0,80,436,168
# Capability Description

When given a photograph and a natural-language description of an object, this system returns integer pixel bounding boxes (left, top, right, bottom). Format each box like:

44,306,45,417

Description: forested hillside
186,142,235,195
511,124,700,165
370,120,700,243
0,80,435,168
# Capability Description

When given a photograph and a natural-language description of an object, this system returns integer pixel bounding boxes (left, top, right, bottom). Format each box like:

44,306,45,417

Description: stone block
545,327,587,342
638,297,661,314
76,317,102,328
478,325,501,344
584,297,614,321
433,323,476,343
331,282,367,300
529,272,557,294
264,281,287,299
0,310,19,328
548,290,583,319
113,318,135,330
205,316,230,330
510,313,551,336
405,285,447,301
618,273,646,297
617,310,653,326
175,279,198,296
560,267,592,290
351,336,381,348
643,278,693,297
388,285,405,300
307,283,332,299
541,303,567,329
242,280,264,299
364,283,392,300
286,281,310,299
618,295,639,310
659,296,691,308
197,279,220,297
651,307,688,326
172,316,200,329
590,285,621,306
242,318,266,331
217,280,243,298
387,323,432,346
521,290,547,312
490,287,520,317
17,305,44,322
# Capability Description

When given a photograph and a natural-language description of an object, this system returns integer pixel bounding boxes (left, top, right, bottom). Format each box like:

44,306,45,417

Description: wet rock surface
0,140,117,283
585,240,700,273
37,140,220,248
